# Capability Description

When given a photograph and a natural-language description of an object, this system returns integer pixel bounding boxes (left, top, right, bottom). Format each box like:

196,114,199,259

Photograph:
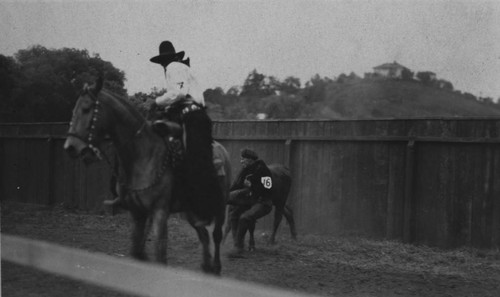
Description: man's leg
227,189,251,242
227,205,243,244
228,202,272,258
103,176,127,211
152,120,183,137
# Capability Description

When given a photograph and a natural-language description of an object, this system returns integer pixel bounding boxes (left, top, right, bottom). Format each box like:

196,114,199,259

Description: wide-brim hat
150,41,185,67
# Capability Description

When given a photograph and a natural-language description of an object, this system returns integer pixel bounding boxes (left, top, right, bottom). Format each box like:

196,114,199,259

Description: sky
1,0,500,99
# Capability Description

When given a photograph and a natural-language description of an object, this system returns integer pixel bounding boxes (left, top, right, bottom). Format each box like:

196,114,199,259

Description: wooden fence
1,118,500,248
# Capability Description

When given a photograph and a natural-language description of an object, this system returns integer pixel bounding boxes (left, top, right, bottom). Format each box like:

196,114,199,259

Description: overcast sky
1,0,500,99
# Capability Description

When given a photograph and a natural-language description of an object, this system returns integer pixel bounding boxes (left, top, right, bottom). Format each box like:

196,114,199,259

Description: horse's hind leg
283,205,297,240
130,211,148,261
248,220,256,251
270,206,284,244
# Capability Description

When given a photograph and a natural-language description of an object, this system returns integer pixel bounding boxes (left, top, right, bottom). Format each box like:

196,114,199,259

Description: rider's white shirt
155,61,205,107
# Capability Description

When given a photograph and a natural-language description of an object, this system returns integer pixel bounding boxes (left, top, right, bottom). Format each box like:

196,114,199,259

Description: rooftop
373,61,410,70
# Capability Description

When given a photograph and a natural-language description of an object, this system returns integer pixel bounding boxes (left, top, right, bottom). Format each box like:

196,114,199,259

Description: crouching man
227,149,273,258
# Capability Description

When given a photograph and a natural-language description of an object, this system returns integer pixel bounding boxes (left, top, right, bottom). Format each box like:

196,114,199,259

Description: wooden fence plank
2,234,317,297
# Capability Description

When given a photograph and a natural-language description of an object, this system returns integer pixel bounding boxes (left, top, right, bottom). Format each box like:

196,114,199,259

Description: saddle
151,118,225,177
150,97,201,138
152,120,183,138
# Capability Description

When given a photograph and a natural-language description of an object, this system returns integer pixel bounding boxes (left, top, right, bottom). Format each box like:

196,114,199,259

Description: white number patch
261,176,272,189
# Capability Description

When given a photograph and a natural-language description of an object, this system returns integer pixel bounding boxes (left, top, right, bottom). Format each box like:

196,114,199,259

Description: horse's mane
98,88,146,127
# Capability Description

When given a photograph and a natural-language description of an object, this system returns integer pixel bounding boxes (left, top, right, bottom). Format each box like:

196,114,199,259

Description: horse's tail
182,110,225,222
269,164,292,208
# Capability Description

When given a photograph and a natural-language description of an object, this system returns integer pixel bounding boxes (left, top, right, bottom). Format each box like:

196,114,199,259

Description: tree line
0,46,126,122
1,45,498,123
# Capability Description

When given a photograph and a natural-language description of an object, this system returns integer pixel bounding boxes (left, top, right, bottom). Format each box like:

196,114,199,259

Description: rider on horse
150,41,226,225
106,41,224,224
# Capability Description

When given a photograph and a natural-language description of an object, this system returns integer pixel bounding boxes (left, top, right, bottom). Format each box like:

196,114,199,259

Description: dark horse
223,163,297,250
63,78,231,274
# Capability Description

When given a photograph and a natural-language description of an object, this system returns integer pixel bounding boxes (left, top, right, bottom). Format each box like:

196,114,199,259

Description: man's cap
241,148,258,160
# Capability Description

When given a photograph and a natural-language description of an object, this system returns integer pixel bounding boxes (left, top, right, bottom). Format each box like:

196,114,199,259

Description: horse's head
64,77,110,164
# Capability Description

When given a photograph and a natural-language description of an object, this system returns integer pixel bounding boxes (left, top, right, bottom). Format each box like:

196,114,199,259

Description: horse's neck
110,118,164,185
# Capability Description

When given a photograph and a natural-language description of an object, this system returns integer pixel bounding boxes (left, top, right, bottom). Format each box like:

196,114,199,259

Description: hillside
320,80,500,119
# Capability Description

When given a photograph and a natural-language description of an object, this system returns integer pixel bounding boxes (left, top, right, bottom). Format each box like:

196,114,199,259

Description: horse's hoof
226,248,245,259
132,253,148,261
212,265,222,276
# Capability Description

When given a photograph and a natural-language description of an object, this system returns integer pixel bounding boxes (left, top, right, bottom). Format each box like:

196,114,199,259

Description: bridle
67,88,104,160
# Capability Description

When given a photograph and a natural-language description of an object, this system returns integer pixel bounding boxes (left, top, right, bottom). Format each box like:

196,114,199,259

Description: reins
67,93,104,160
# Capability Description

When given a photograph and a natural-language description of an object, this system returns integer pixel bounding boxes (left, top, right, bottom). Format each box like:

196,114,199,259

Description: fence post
0,137,3,199
284,139,292,169
403,139,416,243
47,137,55,205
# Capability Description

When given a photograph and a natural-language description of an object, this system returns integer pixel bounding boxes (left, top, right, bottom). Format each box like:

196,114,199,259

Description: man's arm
247,161,273,199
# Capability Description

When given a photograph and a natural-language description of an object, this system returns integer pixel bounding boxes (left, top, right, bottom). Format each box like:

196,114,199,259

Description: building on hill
373,61,411,79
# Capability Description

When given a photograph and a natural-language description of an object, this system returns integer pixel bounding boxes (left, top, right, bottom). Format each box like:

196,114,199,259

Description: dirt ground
1,201,500,297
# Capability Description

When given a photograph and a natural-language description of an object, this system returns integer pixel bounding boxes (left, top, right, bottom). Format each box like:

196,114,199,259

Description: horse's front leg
130,211,148,261
152,207,169,264
222,206,232,244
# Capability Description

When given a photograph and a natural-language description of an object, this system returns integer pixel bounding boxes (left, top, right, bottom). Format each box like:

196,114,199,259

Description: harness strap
109,138,182,193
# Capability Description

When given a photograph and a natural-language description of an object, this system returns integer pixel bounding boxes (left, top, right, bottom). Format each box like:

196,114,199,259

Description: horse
63,77,231,275
223,163,297,250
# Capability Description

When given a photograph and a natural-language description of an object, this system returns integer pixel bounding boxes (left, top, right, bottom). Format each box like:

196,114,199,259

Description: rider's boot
103,196,127,212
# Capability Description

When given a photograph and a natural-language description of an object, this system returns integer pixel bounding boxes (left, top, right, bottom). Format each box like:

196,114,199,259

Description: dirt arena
2,201,500,297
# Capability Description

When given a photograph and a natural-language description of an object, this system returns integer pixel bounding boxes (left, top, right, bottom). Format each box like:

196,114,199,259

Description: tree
478,97,494,105
0,45,126,122
401,68,414,80
280,76,301,95
0,55,23,121
304,74,332,102
204,87,226,106
263,94,304,119
347,72,361,81
240,69,274,97
437,79,453,91
416,71,434,85
336,73,348,83
129,87,165,118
